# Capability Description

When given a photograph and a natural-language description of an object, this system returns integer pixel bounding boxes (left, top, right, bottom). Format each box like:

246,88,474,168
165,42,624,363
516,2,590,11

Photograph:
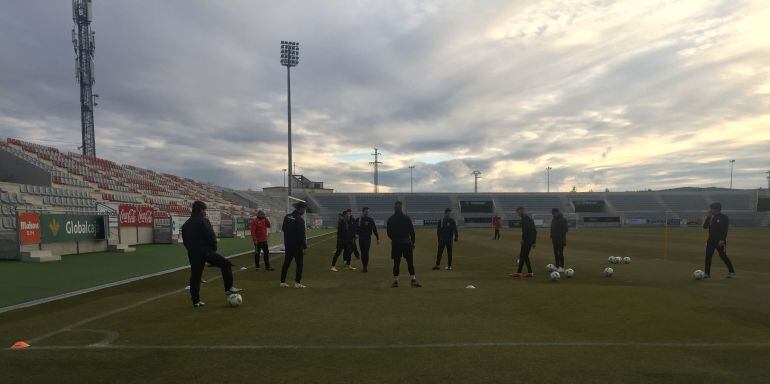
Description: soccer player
280,201,308,288
357,207,380,273
331,210,356,271
493,216,502,240
182,201,241,308
348,209,361,261
511,206,537,278
703,202,736,279
550,208,568,273
386,201,421,287
433,208,458,270
250,210,273,271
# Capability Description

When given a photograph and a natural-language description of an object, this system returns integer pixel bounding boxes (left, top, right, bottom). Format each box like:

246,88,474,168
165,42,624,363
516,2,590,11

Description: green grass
0,229,331,308
1,227,770,383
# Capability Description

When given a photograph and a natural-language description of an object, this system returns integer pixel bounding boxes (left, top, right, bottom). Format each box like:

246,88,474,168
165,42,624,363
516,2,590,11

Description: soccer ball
227,293,243,307
546,263,557,272
693,270,705,280
622,257,631,264
564,268,575,278
604,267,614,277
608,256,615,263
549,271,560,281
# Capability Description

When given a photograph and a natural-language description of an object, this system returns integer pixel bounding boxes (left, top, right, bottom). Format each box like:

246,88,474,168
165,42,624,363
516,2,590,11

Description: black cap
552,208,560,214
710,202,722,211
444,208,452,213
293,201,307,209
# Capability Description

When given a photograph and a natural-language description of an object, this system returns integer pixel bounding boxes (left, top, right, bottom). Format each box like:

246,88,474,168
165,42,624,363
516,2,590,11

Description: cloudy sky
1,0,769,193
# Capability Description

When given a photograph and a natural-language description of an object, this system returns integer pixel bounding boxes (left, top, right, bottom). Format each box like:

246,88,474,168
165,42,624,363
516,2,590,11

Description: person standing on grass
330,210,356,271
703,202,736,279
280,201,308,288
550,208,568,273
511,206,537,278
348,209,362,261
250,210,273,271
357,207,380,273
386,201,421,288
433,208,459,271
182,201,242,308
493,216,502,240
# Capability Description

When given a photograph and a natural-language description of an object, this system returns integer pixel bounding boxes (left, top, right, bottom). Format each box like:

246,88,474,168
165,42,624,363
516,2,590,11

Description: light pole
281,41,299,198
546,166,552,192
472,170,482,193
282,168,287,188
408,165,415,193
729,159,735,189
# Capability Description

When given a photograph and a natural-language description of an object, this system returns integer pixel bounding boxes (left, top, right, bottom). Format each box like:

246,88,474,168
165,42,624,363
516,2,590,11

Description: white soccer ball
608,256,615,263
693,270,705,280
546,263,557,272
564,268,575,278
549,271,561,281
622,257,631,264
604,267,614,277
227,293,243,307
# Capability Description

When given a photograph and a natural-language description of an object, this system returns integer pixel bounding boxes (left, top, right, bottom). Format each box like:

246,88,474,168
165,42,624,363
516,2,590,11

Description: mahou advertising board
118,204,154,227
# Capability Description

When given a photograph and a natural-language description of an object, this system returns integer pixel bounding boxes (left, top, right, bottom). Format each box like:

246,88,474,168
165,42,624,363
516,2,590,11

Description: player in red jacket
492,216,502,240
251,210,273,271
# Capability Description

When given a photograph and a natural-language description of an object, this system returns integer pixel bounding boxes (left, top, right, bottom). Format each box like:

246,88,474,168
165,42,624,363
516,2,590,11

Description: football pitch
2,227,770,383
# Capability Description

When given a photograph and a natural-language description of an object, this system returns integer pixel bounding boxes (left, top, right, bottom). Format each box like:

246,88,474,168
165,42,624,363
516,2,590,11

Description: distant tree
588,188,594,192
570,186,577,193
605,188,610,192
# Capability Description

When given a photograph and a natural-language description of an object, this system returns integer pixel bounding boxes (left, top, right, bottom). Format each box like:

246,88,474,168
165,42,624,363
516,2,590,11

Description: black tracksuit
181,214,233,304
357,216,379,269
436,216,459,267
387,210,416,277
281,210,307,284
332,216,353,266
349,216,361,260
517,214,538,273
703,213,735,275
550,213,568,269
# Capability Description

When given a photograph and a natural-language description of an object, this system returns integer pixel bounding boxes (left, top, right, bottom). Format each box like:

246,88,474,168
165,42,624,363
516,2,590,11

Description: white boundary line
0,232,335,315
11,341,770,351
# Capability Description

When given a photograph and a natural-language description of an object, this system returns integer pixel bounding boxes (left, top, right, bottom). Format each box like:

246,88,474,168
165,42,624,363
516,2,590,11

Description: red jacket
251,217,271,243
493,218,502,230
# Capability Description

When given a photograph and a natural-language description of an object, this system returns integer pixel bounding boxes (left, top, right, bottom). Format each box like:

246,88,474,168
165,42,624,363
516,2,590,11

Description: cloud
0,0,768,192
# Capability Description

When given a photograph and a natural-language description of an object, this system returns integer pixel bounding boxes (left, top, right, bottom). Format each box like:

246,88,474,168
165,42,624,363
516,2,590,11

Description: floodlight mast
408,165,415,193
370,148,382,193
72,0,97,157
472,170,482,193
729,159,735,189
546,166,553,192
280,41,299,198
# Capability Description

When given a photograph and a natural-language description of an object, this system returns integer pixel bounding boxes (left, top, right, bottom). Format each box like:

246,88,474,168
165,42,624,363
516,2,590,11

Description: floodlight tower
408,165,415,193
765,170,770,190
472,170,482,193
370,148,383,193
280,41,299,197
729,159,735,189
72,0,97,157
546,166,553,192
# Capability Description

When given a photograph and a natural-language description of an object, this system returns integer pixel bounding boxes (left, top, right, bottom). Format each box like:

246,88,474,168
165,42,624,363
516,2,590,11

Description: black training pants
552,242,565,268
436,239,453,267
494,229,500,240
188,252,233,304
392,243,415,277
705,241,735,275
281,248,304,284
517,243,534,273
332,240,352,266
360,237,372,268
255,242,270,268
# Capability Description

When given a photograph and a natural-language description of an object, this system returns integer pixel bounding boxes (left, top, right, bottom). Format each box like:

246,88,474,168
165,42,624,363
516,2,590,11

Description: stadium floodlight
282,168,287,187
546,166,553,192
766,170,770,191
369,148,382,193
280,41,299,198
409,165,415,193
729,160,735,189
472,170,482,193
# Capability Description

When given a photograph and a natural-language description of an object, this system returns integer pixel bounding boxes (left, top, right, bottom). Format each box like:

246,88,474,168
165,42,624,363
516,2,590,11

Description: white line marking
10,341,770,351
0,232,334,314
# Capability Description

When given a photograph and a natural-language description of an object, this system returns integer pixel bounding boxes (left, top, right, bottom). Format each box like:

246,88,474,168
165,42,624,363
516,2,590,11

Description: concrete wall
0,149,51,186
20,240,109,256
116,226,154,245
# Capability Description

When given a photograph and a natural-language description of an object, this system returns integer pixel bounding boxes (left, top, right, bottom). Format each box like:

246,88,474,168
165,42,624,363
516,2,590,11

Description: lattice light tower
766,170,770,190
72,0,97,157
472,170,482,193
370,148,383,193
281,41,299,197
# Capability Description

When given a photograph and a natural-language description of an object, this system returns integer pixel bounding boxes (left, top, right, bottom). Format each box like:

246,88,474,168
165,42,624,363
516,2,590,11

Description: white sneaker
225,287,243,295
294,283,307,289
557,268,565,273
279,282,290,288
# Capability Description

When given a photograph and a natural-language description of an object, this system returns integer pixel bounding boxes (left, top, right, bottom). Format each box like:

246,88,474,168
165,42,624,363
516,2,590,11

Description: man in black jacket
703,202,736,278
357,207,379,273
182,201,241,308
511,206,537,278
330,210,356,271
433,208,459,270
281,201,309,288
386,201,421,287
550,208,568,272
348,210,361,261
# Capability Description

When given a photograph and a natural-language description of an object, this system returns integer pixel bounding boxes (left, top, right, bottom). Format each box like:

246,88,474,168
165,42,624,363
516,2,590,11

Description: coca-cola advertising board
119,204,154,227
